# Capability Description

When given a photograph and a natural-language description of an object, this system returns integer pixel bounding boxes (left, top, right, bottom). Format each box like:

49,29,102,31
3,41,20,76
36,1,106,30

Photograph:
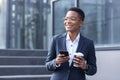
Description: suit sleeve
45,36,58,71
85,41,97,75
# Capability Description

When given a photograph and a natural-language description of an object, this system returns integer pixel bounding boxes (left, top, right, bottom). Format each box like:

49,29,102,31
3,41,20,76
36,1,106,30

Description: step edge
0,74,51,78
0,65,46,68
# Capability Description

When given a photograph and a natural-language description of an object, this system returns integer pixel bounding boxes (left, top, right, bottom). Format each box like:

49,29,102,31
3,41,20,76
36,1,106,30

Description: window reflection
0,0,120,49
79,0,120,47
5,0,51,49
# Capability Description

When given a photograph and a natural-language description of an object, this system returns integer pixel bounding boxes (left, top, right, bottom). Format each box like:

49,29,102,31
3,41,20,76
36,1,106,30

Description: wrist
54,59,61,68
83,64,88,71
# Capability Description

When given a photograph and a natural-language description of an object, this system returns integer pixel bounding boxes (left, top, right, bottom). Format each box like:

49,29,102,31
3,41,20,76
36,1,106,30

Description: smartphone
59,51,69,56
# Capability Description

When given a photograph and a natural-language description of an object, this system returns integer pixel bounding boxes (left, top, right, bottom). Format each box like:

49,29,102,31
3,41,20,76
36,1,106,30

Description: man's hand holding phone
55,51,69,65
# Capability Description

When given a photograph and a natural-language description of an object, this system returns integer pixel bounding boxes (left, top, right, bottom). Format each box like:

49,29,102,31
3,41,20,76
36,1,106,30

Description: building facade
0,0,120,49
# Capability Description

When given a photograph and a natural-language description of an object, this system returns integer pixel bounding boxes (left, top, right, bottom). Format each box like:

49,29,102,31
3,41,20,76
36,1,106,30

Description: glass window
79,0,120,47
0,0,6,48
0,0,52,49
0,0,120,50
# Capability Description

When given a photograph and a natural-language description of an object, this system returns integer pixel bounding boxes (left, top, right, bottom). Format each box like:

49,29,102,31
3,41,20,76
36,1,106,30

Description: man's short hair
68,7,85,21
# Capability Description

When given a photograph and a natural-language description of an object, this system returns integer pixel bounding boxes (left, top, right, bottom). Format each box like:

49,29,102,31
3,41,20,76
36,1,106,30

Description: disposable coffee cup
73,52,84,67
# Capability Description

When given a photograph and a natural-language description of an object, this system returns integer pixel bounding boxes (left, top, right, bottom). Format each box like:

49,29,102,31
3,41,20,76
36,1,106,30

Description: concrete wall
87,50,120,80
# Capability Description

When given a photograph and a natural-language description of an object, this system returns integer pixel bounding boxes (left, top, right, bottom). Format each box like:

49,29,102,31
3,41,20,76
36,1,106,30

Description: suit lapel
76,35,84,52
58,33,69,67
58,33,67,51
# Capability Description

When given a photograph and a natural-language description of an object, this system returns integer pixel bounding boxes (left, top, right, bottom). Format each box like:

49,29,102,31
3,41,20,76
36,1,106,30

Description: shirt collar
66,33,80,42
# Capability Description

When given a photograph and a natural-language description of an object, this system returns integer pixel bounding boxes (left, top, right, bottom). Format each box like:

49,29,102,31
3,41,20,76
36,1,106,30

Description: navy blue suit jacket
46,33,97,80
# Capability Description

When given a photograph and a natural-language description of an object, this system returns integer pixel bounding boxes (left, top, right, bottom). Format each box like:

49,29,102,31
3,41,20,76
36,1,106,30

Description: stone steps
0,75,51,80
0,65,51,75
0,49,51,80
0,56,46,65
0,49,47,56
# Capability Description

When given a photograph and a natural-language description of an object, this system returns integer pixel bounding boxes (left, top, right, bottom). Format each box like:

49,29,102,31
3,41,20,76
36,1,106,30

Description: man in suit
45,7,97,80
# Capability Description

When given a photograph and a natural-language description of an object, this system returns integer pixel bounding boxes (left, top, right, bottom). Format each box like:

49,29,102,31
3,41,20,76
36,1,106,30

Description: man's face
64,11,83,33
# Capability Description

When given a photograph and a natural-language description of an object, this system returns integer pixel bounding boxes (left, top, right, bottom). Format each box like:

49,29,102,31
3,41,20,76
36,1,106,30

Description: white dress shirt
66,33,80,66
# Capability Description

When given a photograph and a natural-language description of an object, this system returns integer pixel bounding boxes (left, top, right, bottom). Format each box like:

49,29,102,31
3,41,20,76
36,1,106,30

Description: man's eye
70,18,76,20
64,17,77,21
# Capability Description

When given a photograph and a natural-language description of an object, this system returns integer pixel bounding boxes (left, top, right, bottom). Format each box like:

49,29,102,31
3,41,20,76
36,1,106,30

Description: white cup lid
74,52,84,57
